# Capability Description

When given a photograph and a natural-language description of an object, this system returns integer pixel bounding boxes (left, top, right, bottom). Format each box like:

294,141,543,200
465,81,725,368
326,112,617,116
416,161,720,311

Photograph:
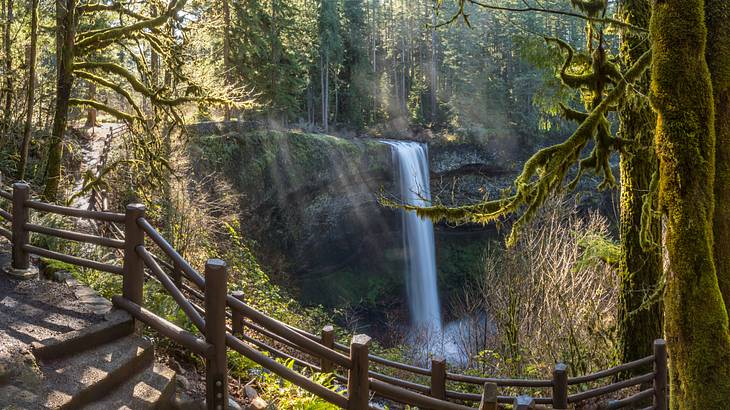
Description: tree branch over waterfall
383,49,651,245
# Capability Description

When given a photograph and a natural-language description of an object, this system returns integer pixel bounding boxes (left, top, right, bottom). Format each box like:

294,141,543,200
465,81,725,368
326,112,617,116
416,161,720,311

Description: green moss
706,0,730,314
616,0,663,373
650,0,730,406
193,130,390,197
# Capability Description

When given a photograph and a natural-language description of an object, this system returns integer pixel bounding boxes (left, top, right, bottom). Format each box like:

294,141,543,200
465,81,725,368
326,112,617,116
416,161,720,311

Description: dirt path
71,123,126,210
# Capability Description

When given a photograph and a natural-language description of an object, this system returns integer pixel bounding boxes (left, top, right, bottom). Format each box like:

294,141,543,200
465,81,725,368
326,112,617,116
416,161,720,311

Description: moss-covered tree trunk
617,0,662,371
651,0,730,406
18,0,38,181
706,0,730,312
44,0,76,200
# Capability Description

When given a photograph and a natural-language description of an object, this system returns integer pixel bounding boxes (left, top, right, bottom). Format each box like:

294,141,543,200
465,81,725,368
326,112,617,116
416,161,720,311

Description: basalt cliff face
188,123,514,310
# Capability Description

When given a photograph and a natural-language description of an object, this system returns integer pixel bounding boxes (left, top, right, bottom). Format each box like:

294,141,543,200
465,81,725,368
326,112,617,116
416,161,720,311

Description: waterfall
383,140,442,334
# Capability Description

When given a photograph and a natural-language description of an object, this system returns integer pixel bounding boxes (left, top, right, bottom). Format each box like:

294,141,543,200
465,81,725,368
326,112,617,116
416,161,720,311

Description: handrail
138,216,353,369
226,333,349,408
568,372,654,403
137,245,206,331
137,217,205,288
369,378,476,410
25,199,125,222
25,222,125,249
0,182,671,410
284,315,434,376
23,244,123,274
112,295,213,356
225,293,353,369
446,371,553,387
604,388,655,409
568,355,654,385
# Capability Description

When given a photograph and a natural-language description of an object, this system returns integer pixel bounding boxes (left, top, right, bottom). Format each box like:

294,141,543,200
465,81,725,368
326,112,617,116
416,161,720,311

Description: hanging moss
383,42,652,246
650,0,730,406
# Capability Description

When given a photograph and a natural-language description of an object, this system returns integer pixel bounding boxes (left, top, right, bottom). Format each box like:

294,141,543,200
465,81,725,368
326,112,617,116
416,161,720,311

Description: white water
383,141,442,334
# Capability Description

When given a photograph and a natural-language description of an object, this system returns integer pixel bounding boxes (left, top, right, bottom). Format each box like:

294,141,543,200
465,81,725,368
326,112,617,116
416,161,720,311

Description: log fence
0,176,670,410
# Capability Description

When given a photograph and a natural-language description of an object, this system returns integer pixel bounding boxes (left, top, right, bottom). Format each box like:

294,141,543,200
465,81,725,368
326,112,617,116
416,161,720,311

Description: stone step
40,334,154,409
85,363,176,410
32,309,134,361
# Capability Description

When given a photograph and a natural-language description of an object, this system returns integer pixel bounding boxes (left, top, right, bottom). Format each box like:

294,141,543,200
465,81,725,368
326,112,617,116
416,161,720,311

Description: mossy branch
384,49,652,244
74,70,145,120
68,98,137,122
546,37,598,89
75,0,186,51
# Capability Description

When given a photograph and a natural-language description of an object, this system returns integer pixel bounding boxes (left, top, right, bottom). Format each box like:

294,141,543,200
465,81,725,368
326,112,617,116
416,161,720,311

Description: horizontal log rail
226,333,349,408
0,178,670,410
25,199,125,222
25,222,125,249
567,355,654,385
111,295,213,356
604,388,654,409
23,244,123,275
369,378,476,410
567,372,654,403
445,372,553,388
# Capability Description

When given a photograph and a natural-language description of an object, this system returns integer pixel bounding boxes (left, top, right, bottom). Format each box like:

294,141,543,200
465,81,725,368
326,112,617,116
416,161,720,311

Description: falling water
382,140,442,335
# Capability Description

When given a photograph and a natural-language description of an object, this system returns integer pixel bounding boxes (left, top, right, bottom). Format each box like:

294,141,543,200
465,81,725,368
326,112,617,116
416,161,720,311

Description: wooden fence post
205,259,228,410
552,362,568,409
347,334,371,410
11,182,30,272
514,395,535,410
479,382,497,410
231,290,244,335
122,204,145,306
320,325,335,373
430,357,446,400
654,339,668,410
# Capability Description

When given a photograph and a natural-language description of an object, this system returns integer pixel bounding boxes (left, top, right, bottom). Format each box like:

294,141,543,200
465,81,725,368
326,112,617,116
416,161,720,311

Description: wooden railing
0,178,670,410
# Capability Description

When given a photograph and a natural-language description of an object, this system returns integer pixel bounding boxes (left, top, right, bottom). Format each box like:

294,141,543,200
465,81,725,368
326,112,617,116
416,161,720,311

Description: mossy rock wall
190,125,406,306
189,124,500,325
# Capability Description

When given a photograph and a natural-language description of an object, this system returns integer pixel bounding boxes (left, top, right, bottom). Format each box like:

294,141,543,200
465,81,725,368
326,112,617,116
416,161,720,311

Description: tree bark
651,0,730,406
616,0,662,372
706,0,730,312
84,81,97,127
18,0,38,180
222,0,231,121
3,0,13,135
430,4,437,122
44,0,76,201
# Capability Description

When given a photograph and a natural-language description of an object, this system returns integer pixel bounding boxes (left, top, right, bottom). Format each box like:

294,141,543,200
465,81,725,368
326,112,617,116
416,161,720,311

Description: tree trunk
651,0,730,406
430,5,437,122
18,0,38,181
3,0,13,135
616,0,662,372
84,82,97,127
706,0,730,312
222,0,231,121
44,0,76,201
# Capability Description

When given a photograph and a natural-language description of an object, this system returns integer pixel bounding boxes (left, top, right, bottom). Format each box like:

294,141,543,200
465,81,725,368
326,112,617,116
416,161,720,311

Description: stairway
2,309,177,409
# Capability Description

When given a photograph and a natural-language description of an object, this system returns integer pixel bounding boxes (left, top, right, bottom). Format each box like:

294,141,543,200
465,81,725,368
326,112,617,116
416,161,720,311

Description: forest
0,0,728,409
